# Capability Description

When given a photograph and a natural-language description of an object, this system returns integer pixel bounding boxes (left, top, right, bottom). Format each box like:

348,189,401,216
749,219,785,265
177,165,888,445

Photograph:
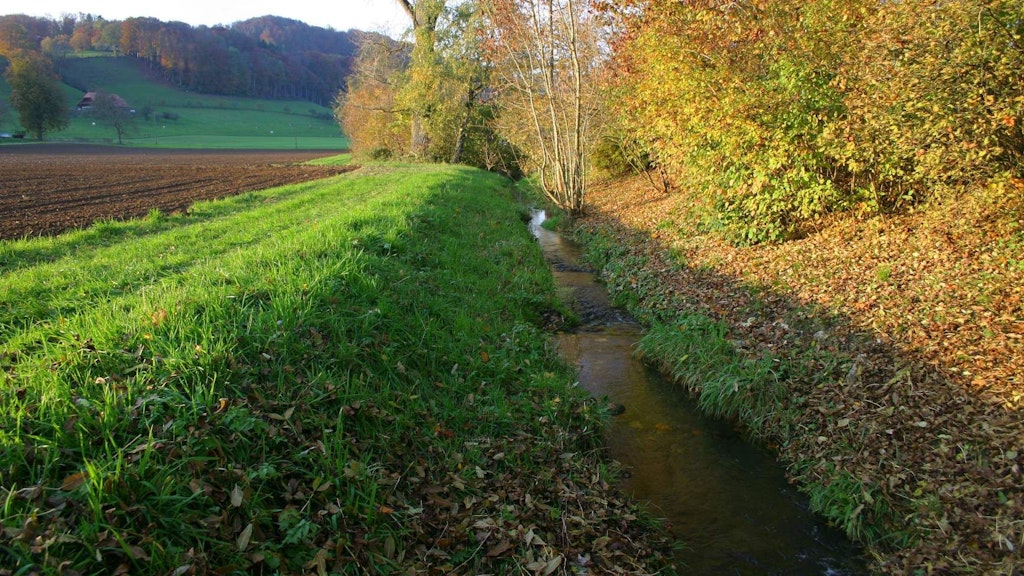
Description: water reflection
531,211,867,575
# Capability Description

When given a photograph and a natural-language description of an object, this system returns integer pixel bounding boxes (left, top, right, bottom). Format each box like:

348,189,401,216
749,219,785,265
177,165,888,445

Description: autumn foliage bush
605,0,1024,244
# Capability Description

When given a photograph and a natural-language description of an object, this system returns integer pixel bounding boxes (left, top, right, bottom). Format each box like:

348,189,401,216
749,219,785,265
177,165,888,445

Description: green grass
3,56,348,149
0,75,16,134
0,163,663,574
635,318,784,439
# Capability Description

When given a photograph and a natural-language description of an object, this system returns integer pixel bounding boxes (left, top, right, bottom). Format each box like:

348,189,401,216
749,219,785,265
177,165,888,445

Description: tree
0,18,32,56
41,35,73,73
90,90,136,144
5,52,69,140
604,0,1024,244
335,34,408,158
396,1,497,164
483,0,601,216
70,19,94,52
393,0,446,156
97,20,121,55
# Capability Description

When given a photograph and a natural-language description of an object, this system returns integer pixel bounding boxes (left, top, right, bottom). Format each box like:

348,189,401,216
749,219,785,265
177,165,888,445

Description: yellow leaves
214,398,230,414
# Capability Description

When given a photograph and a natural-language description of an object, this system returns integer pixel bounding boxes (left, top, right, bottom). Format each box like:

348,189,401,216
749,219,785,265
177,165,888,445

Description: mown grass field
0,161,673,574
1,56,348,149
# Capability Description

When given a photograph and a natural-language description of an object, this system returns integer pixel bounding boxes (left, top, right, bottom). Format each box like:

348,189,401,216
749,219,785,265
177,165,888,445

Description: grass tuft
636,318,784,439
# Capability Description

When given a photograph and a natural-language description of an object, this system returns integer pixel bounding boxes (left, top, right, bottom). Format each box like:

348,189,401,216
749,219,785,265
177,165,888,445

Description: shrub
368,147,394,161
606,0,1024,243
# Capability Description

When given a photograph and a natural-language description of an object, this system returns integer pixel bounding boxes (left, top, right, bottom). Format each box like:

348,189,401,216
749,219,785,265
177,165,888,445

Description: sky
13,0,411,38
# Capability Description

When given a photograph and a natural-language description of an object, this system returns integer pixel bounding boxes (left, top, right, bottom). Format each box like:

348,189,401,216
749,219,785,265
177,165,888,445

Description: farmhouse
76,92,130,111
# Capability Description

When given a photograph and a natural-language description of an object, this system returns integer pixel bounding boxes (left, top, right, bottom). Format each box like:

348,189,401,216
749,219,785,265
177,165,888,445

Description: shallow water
531,211,868,575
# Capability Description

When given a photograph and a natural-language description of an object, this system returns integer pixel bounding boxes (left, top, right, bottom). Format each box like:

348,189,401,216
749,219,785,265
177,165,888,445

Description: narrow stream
530,211,868,575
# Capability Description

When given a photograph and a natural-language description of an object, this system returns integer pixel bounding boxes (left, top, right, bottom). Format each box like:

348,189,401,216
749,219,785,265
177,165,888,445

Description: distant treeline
0,13,394,105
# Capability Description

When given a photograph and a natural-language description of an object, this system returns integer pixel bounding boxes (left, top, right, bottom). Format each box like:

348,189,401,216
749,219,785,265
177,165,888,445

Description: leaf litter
575,175,1024,575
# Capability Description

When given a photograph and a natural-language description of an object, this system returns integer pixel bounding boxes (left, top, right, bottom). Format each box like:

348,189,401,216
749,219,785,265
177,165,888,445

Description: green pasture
2,55,348,149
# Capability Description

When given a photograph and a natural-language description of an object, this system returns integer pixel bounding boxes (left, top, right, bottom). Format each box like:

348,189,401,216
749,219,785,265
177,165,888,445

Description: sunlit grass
0,163,603,573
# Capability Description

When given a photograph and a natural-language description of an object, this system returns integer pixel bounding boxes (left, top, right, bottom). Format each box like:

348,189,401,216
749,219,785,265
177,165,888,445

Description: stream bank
531,210,868,574
566,174,1024,574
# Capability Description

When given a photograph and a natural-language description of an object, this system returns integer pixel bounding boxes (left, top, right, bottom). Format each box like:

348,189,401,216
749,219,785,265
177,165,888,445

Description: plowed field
0,144,356,240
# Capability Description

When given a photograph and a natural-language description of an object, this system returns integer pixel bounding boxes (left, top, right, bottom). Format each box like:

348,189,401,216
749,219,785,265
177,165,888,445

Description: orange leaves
60,471,87,492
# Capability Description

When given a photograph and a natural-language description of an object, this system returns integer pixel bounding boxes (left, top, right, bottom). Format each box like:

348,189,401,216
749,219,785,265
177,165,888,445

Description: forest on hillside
0,13,386,105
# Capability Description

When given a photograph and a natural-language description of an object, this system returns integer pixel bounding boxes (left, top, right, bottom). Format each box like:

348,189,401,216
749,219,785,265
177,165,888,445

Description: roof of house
77,92,129,109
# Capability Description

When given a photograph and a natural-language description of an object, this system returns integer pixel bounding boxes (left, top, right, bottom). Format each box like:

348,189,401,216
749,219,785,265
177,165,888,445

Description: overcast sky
11,0,411,38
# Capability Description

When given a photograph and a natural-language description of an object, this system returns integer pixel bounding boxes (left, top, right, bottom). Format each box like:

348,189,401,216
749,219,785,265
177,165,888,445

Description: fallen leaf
230,485,243,508
14,485,42,500
60,472,87,492
303,548,329,576
214,398,230,414
541,555,563,576
236,523,253,551
485,540,513,558
151,309,168,326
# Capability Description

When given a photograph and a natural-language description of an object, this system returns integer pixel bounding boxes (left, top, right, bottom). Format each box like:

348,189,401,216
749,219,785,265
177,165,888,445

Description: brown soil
578,176,1024,575
0,144,357,240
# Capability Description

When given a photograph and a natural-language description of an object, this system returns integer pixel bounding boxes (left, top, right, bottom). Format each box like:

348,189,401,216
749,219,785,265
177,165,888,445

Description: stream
530,210,868,575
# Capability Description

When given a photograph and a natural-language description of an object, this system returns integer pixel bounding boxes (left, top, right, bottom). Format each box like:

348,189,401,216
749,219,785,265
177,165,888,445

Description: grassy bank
0,164,673,574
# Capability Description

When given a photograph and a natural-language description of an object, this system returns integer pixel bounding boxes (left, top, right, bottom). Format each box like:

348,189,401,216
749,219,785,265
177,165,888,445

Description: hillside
0,13,399,147
0,14,366,105
1,55,348,149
